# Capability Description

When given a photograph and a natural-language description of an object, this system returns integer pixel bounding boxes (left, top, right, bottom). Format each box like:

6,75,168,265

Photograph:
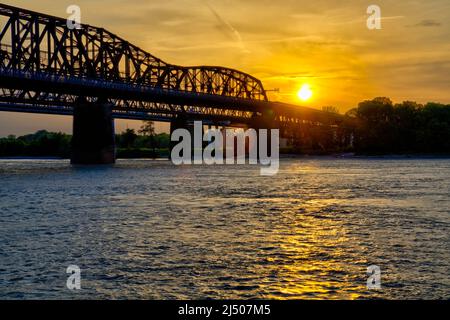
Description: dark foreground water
0,158,449,299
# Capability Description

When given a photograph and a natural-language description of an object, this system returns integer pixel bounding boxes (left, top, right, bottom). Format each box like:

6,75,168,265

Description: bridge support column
71,99,115,165
249,111,279,157
170,117,206,161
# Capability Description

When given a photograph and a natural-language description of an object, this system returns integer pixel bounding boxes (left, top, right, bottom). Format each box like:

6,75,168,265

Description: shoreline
2,153,450,161
281,153,450,159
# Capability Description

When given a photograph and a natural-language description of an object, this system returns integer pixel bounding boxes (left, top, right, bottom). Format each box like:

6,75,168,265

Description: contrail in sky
202,1,249,53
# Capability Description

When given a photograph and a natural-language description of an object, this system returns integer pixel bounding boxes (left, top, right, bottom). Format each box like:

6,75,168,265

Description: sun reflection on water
254,198,368,299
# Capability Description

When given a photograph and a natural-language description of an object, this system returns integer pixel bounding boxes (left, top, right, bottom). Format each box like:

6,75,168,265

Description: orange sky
1,0,449,136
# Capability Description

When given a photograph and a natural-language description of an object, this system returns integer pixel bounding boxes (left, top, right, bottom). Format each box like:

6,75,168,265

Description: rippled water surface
0,158,449,299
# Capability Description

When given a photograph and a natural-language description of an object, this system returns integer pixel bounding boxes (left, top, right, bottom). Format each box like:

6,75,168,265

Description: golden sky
1,0,449,135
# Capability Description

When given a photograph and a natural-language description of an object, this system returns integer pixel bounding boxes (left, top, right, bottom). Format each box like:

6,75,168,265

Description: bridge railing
0,67,267,113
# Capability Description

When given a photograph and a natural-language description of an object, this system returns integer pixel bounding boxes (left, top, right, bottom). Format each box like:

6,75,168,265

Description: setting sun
297,84,313,101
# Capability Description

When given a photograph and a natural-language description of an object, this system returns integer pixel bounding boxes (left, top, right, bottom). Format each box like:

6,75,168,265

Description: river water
0,158,449,299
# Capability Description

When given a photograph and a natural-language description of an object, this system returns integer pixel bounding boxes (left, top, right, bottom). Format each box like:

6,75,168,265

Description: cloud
414,19,442,27
329,15,405,26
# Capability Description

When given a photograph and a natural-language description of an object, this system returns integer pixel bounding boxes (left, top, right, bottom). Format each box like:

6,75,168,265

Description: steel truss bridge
0,3,345,128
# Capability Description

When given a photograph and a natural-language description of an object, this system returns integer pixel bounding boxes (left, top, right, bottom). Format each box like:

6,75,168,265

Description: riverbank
2,152,450,161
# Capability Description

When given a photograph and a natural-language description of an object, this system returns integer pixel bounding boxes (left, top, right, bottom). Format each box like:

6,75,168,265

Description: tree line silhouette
0,97,449,158
346,97,450,154
0,127,170,158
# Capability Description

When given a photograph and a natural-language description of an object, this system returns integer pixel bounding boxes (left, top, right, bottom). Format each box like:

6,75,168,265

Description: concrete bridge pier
249,111,279,157
169,117,207,161
71,98,116,165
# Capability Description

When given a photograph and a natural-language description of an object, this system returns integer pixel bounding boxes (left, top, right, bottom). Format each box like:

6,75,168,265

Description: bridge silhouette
0,3,348,164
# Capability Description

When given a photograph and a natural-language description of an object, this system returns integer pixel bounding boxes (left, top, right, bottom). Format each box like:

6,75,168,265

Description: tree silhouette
121,129,138,149
139,121,157,153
